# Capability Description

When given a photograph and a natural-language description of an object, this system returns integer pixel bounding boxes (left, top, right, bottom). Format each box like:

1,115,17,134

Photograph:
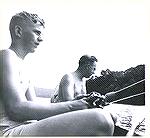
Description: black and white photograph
0,0,149,136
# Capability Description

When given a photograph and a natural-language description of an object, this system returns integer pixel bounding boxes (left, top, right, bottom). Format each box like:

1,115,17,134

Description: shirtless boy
0,11,114,136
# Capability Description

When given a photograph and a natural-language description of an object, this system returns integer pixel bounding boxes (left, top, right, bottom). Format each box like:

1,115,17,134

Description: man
51,54,146,136
51,55,98,103
0,11,115,136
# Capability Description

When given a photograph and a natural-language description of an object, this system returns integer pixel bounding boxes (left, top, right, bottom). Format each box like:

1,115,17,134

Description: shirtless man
0,11,114,136
51,55,98,103
51,54,146,136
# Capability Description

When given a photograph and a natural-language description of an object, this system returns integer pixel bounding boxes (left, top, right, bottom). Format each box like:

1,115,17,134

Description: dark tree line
86,64,145,105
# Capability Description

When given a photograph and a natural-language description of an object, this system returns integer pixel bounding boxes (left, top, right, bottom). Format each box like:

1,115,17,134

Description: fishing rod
87,79,145,108
109,92,145,104
112,79,145,94
80,79,145,108
104,79,145,103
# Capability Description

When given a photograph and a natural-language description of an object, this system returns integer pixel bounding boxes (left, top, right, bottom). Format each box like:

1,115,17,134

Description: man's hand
84,92,107,108
74,92,109,108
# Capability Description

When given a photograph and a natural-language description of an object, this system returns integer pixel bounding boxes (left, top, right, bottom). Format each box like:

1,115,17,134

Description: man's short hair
79,55,98,67
9,11,45,39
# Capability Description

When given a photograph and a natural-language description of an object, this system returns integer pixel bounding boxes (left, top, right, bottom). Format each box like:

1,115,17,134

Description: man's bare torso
58,73,86,101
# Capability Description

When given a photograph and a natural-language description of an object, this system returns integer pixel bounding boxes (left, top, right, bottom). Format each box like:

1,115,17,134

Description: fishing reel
74,92,109,108
84,92,109,108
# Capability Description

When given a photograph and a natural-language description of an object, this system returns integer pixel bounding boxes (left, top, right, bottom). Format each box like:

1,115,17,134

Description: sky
0,0,149,89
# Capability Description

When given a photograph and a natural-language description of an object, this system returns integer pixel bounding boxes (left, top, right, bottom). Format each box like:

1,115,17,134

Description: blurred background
0,0,149,89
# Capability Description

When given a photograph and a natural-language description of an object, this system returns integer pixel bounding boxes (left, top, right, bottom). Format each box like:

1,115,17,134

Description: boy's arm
1,52,88,122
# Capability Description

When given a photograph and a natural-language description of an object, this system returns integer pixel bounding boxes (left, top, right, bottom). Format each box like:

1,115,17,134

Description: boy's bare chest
19,68,30,92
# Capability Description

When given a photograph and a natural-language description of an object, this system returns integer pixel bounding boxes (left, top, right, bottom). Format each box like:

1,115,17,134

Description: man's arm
60,74,75,101
0,52,88,122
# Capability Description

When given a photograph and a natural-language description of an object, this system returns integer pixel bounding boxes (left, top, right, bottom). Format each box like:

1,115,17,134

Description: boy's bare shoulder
0,49,14,60
0,49,19,63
